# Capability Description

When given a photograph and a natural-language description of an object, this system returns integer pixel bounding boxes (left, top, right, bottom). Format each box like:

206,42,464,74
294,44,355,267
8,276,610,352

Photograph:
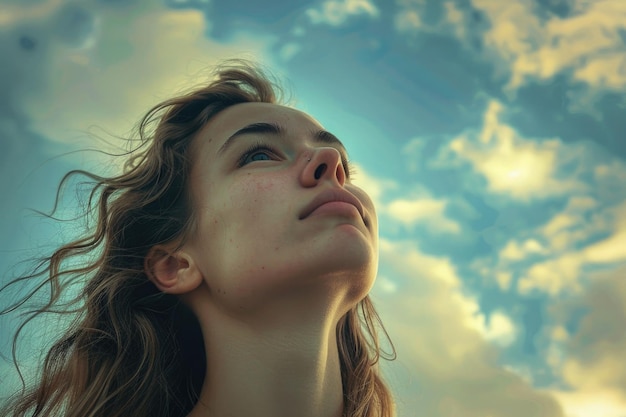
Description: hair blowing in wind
0,60,396,417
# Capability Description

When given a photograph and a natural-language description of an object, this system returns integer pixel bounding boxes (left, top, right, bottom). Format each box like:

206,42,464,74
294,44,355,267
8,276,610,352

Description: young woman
1,60,395,417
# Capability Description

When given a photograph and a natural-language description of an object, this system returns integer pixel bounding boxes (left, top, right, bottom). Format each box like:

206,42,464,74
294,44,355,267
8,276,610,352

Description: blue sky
1,0,626,416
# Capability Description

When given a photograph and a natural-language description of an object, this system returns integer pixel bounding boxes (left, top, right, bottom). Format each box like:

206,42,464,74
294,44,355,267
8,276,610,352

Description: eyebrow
217,122,348,158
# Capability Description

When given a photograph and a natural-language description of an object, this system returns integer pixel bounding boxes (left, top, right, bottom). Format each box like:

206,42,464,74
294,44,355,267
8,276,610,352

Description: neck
187,290,346,417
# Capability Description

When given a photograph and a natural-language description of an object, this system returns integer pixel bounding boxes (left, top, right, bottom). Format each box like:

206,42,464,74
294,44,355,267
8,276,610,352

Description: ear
144,245,203,294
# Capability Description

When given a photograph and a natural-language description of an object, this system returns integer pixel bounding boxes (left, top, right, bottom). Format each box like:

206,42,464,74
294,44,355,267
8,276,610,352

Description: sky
0,0,625,416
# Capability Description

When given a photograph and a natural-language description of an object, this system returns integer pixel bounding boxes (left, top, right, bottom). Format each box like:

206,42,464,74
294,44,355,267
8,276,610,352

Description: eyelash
237,141,356,178
237,141,277,167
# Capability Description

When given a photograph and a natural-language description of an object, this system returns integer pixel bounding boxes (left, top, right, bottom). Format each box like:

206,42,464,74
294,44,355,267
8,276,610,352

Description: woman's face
185,102,378,314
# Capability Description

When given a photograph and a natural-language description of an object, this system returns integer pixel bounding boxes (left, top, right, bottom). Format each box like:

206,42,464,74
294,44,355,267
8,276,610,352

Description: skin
145,102,379,417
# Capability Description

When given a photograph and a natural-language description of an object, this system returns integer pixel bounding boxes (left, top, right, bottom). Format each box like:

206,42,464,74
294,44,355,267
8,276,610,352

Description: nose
300,147,346,187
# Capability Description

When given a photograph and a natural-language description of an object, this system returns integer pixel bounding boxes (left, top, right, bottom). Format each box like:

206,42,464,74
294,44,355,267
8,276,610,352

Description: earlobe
144,245,202,294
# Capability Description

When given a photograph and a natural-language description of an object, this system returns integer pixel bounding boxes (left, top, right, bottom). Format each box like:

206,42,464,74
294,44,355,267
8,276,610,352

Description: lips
299,188,365,221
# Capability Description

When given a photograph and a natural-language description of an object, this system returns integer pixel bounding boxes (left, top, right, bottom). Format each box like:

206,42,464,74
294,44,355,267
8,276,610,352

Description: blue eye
247,150,272,162
236,141,355,180
237,142,277,167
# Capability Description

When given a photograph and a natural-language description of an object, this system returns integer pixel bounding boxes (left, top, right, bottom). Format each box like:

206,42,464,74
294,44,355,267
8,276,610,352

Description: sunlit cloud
518,252,584,296
547,267,626,416
306,0,380,26
446,100,586,202
377,238,563,416
2,1,626,416
278,42,301,62
8,0,276,153
350,162,398,211
390,0,626,116
386,197,461,234
440,98,626,299
470,0,626,113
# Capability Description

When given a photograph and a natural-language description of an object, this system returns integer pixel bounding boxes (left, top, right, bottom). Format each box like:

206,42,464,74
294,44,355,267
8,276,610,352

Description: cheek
234,175,288,209
211,176,289,234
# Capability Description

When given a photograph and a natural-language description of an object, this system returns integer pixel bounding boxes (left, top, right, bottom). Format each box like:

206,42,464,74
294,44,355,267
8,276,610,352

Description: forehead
197,102,324,151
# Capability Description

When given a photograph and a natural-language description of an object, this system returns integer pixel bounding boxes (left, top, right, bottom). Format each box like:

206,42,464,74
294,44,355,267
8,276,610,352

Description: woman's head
1,60,394,417
146,100,379,323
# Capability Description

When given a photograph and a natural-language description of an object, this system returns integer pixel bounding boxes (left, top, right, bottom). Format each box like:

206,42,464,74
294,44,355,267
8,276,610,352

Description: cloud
4,0,276,153
278,42,301,62
394,9,423,33
467,0,626,110
499,238,546,261
480,192,626,296
581,199,626,264
517,252,584,296
350,162,398,211
393,0,450,36
444,100,586,202
386,196,461,234
306,0,379,26
515,196,626,295
472,309,518,347
388,1,626,117
350,161,463,236
448,97,626,296
546,266,626,416
550,389,626,417
375,238,563,416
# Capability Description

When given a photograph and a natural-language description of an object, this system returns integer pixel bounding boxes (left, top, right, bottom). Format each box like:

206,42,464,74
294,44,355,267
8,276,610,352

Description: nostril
314,164,327,180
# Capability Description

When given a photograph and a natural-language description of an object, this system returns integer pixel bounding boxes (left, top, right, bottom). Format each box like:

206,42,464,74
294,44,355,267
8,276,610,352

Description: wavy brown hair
0,60,396,417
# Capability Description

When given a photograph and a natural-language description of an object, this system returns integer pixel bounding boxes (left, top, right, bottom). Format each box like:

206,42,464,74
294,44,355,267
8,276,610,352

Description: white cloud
374,275,397,294
11,1,276,151
466,0,626,109
278,42,301,62
349,163,464,244
350,162,398,211
540,195,604,253
595,159,626,183
386,196,461,233
581,199,626,264
550,389,626,417
517,252,584,296
583,231,626,264
306,0,379,26
442,1,467,39
396,1,626,102
438,98,625,296
495,270,513,291
535,196,626,287
446,100,586,202
491,193,626,296
504,364,534,384
389,1,626,116
402,138,426,172
377,238,564,416
547,267,626,416
392,0,437,35
394,9,422,33
500,238,546,261
473,310,518,347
